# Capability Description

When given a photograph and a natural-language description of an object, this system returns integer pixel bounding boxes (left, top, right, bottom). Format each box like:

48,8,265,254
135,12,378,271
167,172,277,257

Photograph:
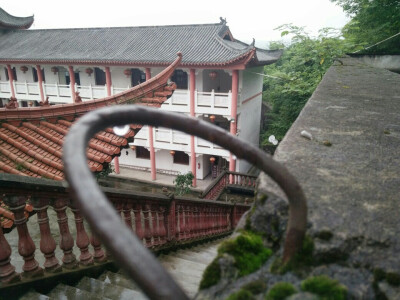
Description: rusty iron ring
63,105,307,300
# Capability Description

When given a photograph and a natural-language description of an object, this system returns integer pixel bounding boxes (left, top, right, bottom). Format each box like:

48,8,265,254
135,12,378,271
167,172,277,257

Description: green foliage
218,231,273,277
265,282,297,300
331,0,400,54
199,257,221,290
262,25,350,143
226,289,256,300
301,275,347,300
173,172,194,196
95,164,115,181
15,162,26,171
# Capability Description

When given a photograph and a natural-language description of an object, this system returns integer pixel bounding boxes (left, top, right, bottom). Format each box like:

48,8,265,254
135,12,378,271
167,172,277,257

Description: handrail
63,106,307,299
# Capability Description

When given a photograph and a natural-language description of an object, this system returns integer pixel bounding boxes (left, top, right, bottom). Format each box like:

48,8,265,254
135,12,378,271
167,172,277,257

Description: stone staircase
17,239,221,299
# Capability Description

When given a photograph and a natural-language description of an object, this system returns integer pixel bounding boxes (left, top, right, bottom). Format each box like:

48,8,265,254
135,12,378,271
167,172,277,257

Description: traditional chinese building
0,8,281,185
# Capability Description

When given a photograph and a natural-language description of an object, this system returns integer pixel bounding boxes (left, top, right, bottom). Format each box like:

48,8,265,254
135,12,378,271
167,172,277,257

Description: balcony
0,81,128,103
132,126,230,157
161,89,234,117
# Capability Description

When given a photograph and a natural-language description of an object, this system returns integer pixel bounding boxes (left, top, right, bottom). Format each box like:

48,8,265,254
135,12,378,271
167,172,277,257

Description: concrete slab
261,57,400,274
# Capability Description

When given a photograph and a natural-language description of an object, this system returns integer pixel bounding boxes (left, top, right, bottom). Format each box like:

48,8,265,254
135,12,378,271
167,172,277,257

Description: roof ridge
25,22,225,32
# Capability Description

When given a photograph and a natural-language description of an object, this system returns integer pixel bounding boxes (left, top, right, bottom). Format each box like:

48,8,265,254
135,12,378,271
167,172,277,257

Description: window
95,68,106,86
171,69,188,89
173,151,189,165
131,69,146,87
136,146,150,159
4,67,17,81
33,68,46,82
65,71,81,85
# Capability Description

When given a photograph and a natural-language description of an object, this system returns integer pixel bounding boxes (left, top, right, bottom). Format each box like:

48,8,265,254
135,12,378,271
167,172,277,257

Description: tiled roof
0,21,280,67
0,7,34,29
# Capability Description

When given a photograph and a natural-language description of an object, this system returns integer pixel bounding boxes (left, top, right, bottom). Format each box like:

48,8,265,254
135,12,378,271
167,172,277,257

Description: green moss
242,280,267,295
383,129,391,135
386,272,400,286
270,235,314,274
265,282,297,300
199,257,221,290
301,275,347,300
373,268,400,286
226,289,256,300
218,231,272,277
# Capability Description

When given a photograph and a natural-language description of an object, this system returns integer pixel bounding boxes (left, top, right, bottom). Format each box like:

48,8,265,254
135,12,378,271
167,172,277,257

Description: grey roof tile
0,22,281,67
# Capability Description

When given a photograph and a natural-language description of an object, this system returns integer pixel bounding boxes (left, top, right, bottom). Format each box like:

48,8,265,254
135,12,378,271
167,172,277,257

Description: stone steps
23,238,224,299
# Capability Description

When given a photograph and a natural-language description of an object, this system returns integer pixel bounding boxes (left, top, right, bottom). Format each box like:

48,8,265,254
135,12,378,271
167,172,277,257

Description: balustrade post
0,224,19,283
123,201,133,231
5,196,43,278
52,198,78,269
158,207,167,244
151,204,159,246
230,204,237,229
165,199,176,242
133,203,144,242
143,204,153,247
90,234,106,263
31,197,61,273
177,204,185,240
70,205,94,266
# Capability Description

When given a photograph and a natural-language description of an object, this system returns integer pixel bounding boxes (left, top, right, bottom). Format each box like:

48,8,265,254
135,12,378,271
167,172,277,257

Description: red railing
202,171,258,200
0,173,249,285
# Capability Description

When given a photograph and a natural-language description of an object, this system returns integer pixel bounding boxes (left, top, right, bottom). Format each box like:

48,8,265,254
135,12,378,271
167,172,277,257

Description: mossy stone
199,257,221,290
265,282,297,300
242,280,267,294
218,231,272,277
301,275,347,300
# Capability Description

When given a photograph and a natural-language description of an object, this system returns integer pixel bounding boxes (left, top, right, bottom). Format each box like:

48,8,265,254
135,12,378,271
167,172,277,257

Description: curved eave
0,49,257,70
247,49,283,67
0,14,34,30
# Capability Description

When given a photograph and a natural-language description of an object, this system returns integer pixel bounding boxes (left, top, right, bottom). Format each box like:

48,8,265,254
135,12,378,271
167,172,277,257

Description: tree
262,25,350,144
173,172,194,196
331,0,400,54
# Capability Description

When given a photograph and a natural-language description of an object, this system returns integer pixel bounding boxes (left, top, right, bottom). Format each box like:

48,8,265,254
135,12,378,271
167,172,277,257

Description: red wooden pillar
105,66,120,174
32,197,61,272
145,68,157,180
6,65,16,99
7,196,43,277
105,66,112,96
36,65,45,102
190,69,197,187
229,70,239,173
68,66,76,102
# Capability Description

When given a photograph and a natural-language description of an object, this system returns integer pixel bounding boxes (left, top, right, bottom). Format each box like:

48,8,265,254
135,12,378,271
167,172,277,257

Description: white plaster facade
0,64,264,180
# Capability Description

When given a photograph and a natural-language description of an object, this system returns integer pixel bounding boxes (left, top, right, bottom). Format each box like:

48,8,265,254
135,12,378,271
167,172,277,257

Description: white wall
109,66,132,88
236,66,264,173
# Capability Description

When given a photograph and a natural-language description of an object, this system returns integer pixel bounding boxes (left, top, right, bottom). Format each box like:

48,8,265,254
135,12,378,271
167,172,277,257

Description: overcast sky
2,0,349,47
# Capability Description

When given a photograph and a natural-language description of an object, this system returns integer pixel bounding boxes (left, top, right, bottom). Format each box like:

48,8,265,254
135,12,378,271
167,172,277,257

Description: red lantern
170,150,175,156
209,71,218,80
124,69,132,77
20,66,28,73
85,68,93,76
210,157,216,164
51,67,59,75
210,115,216,123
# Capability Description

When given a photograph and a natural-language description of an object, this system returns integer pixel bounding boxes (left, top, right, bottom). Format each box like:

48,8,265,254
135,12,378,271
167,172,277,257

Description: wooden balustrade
0,173,250,288
202,170,258,200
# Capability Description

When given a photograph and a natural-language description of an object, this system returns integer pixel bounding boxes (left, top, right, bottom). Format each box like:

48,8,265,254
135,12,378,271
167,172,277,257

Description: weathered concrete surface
263,57,400,278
